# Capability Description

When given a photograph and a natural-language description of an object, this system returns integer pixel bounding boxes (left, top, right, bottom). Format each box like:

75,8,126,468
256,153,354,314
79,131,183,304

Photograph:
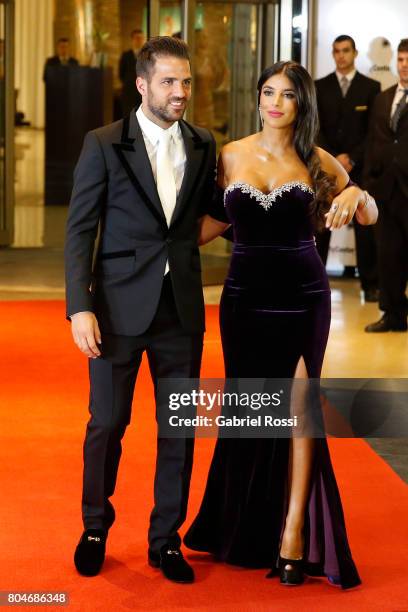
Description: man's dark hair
397,38,408,53
333,35,356,50
57,37,69,44
131,29,143,37
136,36,190,80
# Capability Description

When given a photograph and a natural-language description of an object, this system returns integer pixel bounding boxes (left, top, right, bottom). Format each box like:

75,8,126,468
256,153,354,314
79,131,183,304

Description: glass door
291,0,309,67
186,0,279,283
0,0,14,246
148,0,184,37
188,1,267,147
149,0,281,283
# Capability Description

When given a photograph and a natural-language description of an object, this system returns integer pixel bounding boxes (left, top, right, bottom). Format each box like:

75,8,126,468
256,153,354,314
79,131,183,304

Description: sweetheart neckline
225,180,315,197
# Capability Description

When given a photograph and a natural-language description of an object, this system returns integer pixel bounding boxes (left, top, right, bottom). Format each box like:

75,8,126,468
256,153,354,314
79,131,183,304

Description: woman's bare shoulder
220,134,259,161
221,134,256,156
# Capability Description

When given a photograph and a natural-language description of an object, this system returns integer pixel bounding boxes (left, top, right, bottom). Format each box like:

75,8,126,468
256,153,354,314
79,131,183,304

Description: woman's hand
325,185,378,229
317,148,378,229
354,190,378,225
324,185,361,230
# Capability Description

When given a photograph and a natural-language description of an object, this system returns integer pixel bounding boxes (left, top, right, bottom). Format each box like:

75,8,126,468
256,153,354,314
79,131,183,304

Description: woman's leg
280,357,314,567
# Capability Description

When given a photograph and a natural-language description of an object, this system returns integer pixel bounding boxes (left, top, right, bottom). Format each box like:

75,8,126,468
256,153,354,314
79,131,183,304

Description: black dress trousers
81,274,204,552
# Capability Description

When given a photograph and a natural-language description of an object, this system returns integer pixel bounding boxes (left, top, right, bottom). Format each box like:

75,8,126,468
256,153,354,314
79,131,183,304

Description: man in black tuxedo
364,39,408,332
65,36,216,582
119,29,145,116
315,35,380,301
43,38,78,81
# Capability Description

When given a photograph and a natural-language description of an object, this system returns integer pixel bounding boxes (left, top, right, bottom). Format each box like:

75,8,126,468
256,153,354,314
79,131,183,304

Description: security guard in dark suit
118,29,145,116
364,39,408,332
315,35,380,302
43,38,78,81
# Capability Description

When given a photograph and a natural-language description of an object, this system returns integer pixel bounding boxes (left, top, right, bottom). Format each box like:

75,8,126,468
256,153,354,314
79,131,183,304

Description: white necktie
156,129,177,227
156,129,177,275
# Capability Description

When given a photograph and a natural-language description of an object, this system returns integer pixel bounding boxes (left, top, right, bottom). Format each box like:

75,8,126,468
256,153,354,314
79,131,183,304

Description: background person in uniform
119,29,145,116
315,35,380,302
65,36,216,582
43,37,78,81
364,39,408,332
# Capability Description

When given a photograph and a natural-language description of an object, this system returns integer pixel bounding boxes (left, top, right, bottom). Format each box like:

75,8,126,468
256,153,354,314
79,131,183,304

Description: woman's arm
316,147,378,229
198,147,231,245
199,215,230,245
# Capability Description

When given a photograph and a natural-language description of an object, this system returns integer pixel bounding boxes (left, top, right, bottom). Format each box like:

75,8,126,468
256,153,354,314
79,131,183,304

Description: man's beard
147,90,186,123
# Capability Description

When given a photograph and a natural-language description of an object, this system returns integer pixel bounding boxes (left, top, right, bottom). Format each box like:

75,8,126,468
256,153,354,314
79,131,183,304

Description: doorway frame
0,0,14,246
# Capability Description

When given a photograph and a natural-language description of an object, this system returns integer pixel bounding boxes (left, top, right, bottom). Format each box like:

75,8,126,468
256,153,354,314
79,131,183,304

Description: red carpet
0,301,407,611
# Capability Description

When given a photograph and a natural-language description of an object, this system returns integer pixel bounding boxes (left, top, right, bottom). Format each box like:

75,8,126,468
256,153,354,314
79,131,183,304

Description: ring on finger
331,203,339,211
341,209,349,216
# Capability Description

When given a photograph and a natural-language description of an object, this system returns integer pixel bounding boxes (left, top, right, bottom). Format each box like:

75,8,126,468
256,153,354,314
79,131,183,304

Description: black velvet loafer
148,545,194,583
74,529,107,577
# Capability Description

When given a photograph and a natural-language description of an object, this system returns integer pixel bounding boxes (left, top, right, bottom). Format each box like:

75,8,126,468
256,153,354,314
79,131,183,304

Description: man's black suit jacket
64,110,216,336
315,71,380,181
363,84,408,202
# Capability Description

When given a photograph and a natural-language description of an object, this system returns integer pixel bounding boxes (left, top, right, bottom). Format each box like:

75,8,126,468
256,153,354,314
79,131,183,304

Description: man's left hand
336,153,353,174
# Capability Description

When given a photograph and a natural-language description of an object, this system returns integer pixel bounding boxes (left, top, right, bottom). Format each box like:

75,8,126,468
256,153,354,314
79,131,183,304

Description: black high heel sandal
278,556,304,586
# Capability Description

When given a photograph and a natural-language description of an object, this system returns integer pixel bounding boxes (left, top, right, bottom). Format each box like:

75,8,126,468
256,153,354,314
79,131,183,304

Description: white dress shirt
336,69,356,87
391,82,408,118
136,106,186,274
136,105,186,200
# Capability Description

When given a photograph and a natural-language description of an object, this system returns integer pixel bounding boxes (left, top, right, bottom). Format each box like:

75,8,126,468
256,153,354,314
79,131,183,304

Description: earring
258,106,264,128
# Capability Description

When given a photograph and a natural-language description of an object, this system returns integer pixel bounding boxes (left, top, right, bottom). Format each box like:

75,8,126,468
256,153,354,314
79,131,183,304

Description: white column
15,0,54,128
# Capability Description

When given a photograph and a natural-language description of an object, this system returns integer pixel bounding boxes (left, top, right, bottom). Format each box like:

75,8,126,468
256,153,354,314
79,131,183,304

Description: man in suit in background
315,35,381,302
364,38,408,332
43,37,78,81
119,29,146,116
65,36,216,581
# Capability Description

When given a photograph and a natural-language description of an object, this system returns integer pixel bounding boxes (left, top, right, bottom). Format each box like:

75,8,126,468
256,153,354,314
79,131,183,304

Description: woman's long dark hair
257,61,336,228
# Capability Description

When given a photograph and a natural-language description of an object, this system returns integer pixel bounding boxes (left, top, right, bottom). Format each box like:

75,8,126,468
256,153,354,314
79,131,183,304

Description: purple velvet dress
184,181,361,589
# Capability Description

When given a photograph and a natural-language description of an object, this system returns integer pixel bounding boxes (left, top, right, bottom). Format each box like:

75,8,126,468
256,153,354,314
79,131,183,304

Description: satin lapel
112,110,167,231
171,120,209,226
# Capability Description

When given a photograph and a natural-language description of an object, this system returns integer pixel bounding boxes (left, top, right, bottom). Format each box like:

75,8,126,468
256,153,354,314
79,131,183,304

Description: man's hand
336,153,353,174
70,311,102,358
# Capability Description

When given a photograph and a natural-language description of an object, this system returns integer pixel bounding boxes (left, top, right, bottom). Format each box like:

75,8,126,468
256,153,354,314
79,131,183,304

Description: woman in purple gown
184,62,377,589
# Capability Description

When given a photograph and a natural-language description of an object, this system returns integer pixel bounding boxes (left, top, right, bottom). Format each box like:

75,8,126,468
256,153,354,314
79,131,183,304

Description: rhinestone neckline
224,181,315,211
